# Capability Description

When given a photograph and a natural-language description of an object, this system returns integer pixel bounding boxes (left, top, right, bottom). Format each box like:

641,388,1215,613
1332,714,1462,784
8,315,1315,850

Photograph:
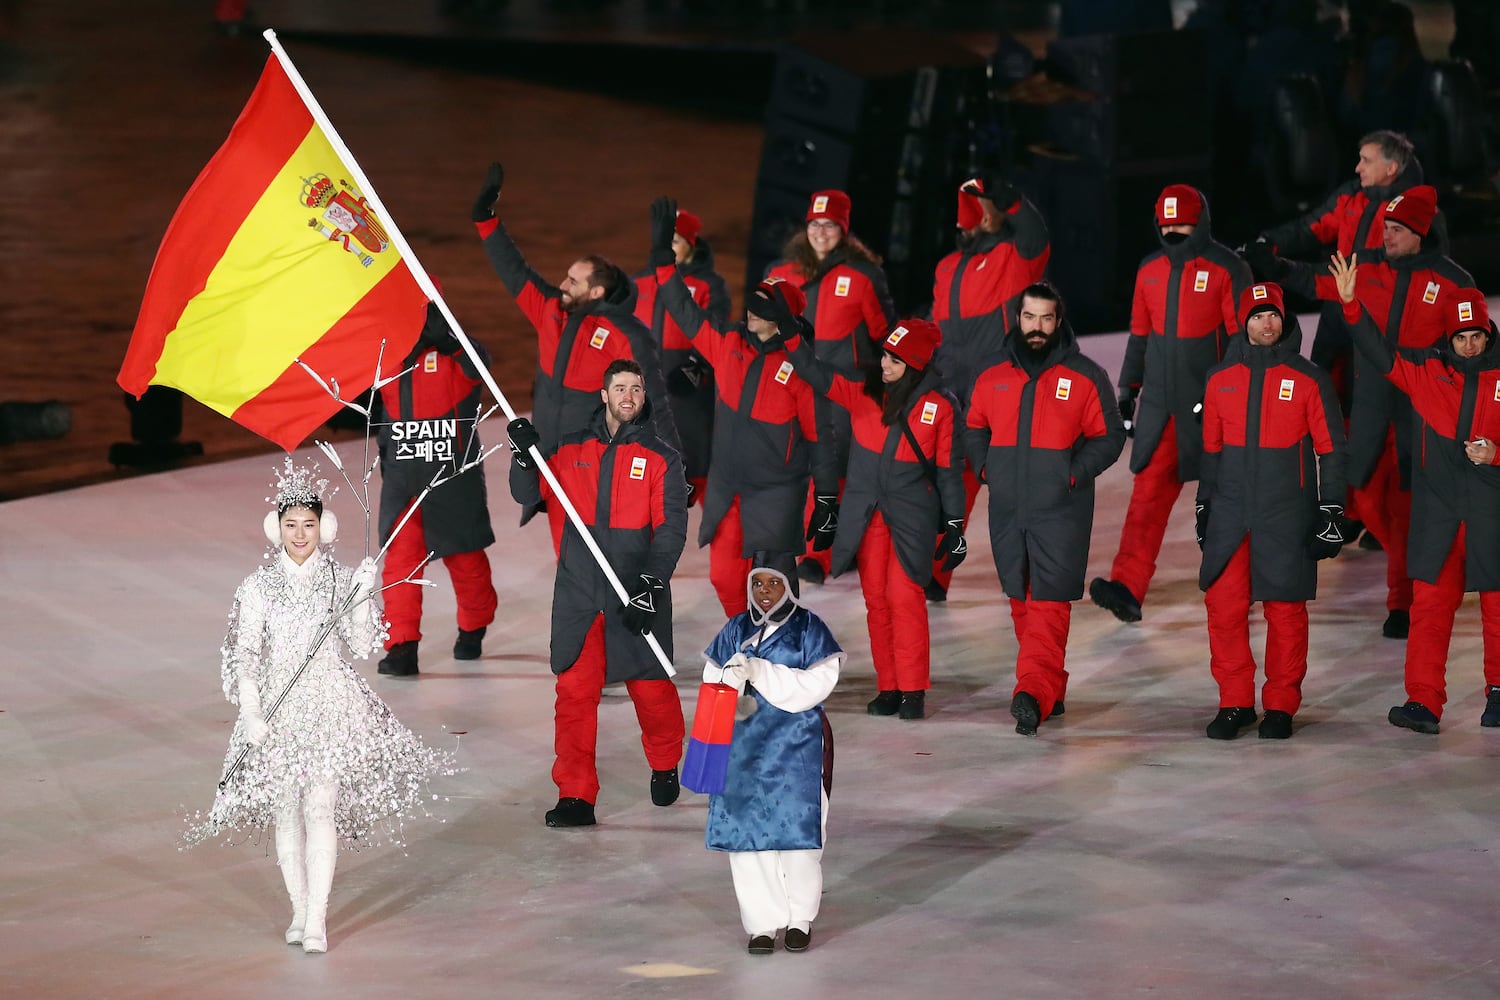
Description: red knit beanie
1238,282,1286,329
882,318,942,370
806,190,851,231
1155,184,1203,227
674,209,702,245
1445,292,1491,337
1383,185,1438,237
746,276,807,320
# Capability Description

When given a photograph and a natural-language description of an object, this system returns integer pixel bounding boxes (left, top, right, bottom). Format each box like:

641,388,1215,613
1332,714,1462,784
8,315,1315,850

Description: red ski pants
857,511,930,691
1348,433,1412,612
1204,539,1309,713
1403,525,1500,716
708,497,752,618
1008,591,1071,719
552,615,685,802
382,500,497,646
1109,417,1185,604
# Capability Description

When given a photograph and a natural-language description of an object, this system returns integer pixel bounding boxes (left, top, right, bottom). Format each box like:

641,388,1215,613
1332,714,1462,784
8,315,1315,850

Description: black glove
935,517,967,572
649,196,678,269
806,494,839,551
622,573,666,635
417,301,458,352
471,161,504,223
1195,501,1210,550
1307,503,1350,560
1244,236,1286,281
758,284,799,336
507,416,540,469
666,355,705,397
1118,386,1138,438
966,172,1018,211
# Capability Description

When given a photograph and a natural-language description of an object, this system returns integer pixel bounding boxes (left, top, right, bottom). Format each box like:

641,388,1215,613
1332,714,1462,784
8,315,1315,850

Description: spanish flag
117,53,427,452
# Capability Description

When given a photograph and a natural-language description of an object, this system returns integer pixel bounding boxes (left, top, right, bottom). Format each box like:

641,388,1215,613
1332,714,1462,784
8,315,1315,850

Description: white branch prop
263,28,676,677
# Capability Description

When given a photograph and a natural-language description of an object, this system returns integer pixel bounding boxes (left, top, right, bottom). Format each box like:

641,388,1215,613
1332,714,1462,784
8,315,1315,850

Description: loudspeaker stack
1015,28,1212,334
747,30,986,313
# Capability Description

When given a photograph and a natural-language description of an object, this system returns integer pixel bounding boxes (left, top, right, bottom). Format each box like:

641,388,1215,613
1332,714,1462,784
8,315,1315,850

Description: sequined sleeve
335,562,385,660
219,574,267,704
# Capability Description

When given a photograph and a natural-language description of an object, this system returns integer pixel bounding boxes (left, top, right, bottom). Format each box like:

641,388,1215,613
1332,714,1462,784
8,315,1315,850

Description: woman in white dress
185,461,455,954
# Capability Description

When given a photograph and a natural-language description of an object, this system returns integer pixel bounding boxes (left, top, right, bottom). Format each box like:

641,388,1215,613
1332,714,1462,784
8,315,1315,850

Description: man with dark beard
1091,185,1251,624
926,171,1050,601
471,161,679,536
965,283,1126,735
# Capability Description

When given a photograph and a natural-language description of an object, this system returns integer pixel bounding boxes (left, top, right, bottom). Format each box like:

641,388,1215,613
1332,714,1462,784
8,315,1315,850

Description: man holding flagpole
472,161,680,536
507,359,688,828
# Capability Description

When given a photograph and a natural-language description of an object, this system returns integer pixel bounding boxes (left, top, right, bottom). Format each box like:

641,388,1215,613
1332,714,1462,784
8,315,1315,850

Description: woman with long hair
772,307,966,720
765,190,897,585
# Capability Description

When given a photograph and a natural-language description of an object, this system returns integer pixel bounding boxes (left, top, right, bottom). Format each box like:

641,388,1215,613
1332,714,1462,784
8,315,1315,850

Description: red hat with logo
1155,184,1203,227
1238,281,1285,329
746,275,807,320
881,318,942,371
806,190,851,231
674,209,702,245
1383,185,1438,237
1445,291,1491,337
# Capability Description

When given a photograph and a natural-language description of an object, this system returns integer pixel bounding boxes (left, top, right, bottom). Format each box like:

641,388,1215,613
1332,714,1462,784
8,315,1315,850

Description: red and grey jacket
509,404,688,681
1196,328,1346,602
963,324,1125,602
633,240,731,357
1282,243,1472,488
476,217,679,455
929,193,1050,402
1345,299,1500,590
766,249,896,376
375,321,495,558
655,265,837,556
1261,160,1425,259
786,335,964,587
1121,193,1251,481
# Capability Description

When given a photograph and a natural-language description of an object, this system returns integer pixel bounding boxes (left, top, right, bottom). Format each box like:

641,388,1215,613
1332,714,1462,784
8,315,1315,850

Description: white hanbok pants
727,789,828,935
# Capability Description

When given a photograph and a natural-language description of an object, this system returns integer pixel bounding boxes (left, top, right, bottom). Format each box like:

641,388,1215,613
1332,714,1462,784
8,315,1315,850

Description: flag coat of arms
117,54,426,451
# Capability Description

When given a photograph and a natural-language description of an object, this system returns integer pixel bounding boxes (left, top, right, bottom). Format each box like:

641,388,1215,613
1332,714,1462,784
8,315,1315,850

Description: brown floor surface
0,1,762,499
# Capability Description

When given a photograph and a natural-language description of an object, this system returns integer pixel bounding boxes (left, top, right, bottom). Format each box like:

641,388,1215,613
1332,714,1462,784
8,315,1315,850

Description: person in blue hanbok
701,553,844,955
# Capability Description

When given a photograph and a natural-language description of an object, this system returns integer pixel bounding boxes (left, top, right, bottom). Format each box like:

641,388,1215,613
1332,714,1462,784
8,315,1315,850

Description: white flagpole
262,29,676,677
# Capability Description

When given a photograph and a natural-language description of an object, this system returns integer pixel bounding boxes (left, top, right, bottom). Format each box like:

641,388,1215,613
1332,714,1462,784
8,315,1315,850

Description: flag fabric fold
118,54,426,452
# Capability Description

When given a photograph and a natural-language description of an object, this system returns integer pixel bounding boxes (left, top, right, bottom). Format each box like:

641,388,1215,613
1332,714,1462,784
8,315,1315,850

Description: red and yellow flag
117,54,427,452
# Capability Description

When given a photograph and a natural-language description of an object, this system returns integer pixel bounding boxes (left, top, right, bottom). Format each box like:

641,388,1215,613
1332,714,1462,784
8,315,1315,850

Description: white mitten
352,557,378,596
237,673,270,747
721,653,751,693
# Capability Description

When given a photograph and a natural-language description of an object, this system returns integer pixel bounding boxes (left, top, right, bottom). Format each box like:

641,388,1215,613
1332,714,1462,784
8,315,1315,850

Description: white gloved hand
237,673,270,746
352,557,379,597
240,710,270,746
721,653,751,693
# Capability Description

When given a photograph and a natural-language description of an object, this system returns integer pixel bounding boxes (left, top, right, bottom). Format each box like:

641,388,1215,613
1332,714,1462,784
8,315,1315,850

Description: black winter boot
867,690,902,716
650,768,680,806
377,641,419,677
545,798,597,828
453,626,486,660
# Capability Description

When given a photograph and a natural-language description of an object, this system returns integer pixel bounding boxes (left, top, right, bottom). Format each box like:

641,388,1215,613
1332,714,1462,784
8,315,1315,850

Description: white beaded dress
184,547,454,848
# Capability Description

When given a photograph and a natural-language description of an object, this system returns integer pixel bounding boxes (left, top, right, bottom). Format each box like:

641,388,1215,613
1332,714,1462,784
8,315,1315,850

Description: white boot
274,809,307,945
300,784,338,954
